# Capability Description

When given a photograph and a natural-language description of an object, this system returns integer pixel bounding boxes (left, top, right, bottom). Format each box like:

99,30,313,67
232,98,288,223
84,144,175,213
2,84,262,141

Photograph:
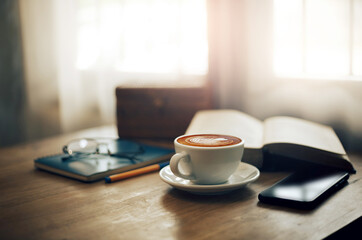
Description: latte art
177,134,241,147
186,136,234,146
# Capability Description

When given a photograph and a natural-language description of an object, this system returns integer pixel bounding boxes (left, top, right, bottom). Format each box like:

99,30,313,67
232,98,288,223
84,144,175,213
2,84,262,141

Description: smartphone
258,167,349,209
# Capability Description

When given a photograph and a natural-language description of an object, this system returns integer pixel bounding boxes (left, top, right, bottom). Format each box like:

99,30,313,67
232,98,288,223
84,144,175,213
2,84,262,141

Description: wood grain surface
0,125,361,240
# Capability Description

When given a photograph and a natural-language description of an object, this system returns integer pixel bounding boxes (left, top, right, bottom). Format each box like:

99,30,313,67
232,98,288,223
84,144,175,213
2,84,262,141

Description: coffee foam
177,134,241,147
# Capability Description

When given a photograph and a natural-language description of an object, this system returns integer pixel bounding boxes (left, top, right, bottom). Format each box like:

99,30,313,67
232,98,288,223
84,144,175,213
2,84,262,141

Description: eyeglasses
62,138,144,161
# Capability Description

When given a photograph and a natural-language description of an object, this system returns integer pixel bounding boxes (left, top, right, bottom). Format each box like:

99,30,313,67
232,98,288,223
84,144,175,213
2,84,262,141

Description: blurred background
1,0,362,151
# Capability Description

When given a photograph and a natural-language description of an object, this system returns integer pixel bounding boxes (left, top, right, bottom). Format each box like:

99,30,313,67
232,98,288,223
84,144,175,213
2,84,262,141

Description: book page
186,109,264,149
263,116,346,155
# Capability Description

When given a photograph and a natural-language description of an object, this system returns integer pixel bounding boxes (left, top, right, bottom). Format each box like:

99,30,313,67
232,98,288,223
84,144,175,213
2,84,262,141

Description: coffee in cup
170,134,244,184
177,134,242,147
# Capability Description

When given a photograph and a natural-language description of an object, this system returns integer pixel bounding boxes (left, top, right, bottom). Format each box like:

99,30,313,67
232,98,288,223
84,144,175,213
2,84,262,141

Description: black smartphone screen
258,167,349,209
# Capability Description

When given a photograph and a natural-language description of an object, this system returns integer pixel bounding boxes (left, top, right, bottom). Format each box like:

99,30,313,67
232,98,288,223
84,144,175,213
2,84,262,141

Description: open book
186,109,355,173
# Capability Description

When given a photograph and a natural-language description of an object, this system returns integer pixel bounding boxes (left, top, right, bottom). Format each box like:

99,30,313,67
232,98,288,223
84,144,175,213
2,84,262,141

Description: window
273,0,362,79
75,0,208,78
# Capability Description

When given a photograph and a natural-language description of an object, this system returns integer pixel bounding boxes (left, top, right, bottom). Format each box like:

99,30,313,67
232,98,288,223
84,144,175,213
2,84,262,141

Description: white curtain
207,0,362,150
19,0,208,137
19,0,362,150
19,0,61,141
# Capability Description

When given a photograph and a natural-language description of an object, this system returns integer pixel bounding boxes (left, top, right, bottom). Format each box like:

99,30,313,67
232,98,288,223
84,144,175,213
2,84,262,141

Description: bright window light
75,0,208,76
273,0,362,79
353,0,362,75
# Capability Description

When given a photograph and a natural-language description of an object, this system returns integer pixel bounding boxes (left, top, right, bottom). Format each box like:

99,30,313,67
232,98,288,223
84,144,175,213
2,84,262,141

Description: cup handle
170,152,195,180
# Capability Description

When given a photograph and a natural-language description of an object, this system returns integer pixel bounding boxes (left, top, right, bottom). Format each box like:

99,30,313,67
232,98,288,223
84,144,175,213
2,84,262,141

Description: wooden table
0,126,361,240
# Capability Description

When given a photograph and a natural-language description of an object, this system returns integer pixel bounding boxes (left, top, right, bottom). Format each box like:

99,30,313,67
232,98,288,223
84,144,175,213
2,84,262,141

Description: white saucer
159,162,260,195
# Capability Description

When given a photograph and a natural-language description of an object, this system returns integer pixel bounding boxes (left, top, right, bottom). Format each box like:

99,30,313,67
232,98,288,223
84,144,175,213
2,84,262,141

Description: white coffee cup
170,134,244,185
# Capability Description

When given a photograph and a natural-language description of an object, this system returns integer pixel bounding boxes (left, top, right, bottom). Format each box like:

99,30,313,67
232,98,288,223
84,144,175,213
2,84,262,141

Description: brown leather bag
116,86,212,140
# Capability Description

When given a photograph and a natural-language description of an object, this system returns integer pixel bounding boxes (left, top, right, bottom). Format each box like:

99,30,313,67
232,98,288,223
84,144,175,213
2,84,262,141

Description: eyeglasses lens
68,139,98,154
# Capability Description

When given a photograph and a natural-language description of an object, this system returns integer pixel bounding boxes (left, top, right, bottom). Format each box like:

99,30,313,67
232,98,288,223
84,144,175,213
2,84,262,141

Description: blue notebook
34,139,174,182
